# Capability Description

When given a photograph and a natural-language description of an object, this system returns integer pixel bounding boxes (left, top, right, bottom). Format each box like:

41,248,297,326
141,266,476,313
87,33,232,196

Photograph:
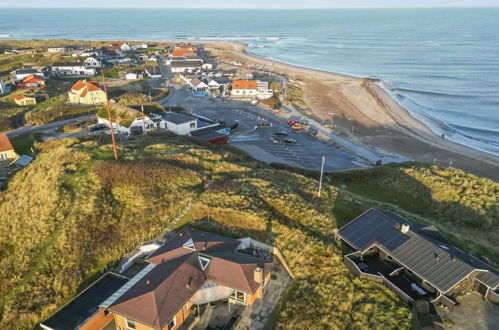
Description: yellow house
14,95,36,106
68,80,106,105
0,134,18,164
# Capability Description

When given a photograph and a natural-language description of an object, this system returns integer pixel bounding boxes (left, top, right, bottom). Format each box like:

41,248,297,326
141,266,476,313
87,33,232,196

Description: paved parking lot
164,87,369,172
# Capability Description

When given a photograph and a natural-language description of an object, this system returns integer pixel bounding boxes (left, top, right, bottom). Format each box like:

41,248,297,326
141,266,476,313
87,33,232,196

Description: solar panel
15,155,33,167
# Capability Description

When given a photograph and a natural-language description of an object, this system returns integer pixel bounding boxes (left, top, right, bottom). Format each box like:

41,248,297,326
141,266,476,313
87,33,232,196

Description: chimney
401,224,410,234
146,280,151,285
179,232,183,237
254,267,263,283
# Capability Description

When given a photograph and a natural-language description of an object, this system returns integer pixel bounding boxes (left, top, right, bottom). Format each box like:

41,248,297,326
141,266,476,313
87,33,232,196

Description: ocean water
1,8,498,156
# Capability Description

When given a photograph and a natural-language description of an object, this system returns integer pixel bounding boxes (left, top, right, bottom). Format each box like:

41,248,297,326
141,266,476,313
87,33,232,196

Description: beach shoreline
203,41,499,181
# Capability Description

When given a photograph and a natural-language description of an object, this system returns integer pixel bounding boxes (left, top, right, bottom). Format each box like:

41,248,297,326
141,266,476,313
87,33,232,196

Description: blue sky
1,0,499,8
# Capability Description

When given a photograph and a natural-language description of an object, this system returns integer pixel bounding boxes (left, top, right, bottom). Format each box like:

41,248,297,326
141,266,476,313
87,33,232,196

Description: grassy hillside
0,134,497,329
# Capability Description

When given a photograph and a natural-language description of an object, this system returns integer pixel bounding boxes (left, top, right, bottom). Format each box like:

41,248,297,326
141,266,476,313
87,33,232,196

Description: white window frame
125,318,136,330
167,316,177,330
198,255,211,270
230,290,245,303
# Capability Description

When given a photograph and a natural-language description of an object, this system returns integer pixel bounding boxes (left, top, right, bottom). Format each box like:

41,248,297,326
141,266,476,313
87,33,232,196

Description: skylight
183,238,195,251
198,255,211,270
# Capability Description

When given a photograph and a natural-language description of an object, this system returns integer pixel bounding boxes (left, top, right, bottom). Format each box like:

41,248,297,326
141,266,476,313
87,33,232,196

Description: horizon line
2,5,499,9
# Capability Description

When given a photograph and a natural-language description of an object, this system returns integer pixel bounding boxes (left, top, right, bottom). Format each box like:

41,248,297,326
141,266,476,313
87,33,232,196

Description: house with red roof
0,134,18,164
67,80,106,105
16,74,45,89
230,80,273,100
14,95,36,106
41,229,274,330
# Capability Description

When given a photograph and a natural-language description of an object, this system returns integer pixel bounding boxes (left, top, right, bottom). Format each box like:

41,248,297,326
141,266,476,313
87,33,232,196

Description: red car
287,120,299,125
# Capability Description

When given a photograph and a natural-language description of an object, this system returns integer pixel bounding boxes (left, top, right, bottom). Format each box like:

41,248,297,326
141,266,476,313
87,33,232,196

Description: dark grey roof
171,61,202,68
161,112,197,124
13,69,42,75
52,62,84,67
338,209,499,293
41,272,128,330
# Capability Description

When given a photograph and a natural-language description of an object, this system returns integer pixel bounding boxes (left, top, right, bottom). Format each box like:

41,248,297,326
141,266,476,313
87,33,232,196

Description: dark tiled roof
338,209,499,293
161,112,197,125
171,61,202,68
41,273,128,330
52,62,84,67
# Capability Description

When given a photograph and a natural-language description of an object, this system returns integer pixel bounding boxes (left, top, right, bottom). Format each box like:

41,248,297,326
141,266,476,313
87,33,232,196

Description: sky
1,0,499,8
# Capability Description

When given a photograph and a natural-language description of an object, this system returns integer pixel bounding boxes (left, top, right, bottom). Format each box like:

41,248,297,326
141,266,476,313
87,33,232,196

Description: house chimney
401,224,410,234
179,232,183,237
146,280,151,285
254,267,263,283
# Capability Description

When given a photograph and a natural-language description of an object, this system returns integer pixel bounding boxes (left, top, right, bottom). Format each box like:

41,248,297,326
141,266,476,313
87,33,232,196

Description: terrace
346,253,437,303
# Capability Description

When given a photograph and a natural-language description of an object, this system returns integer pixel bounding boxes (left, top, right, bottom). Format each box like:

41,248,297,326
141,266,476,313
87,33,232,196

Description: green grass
9,132,44,155
0,134,496,329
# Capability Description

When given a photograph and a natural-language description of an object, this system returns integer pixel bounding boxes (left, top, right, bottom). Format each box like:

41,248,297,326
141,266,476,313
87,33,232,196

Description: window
167,317,176,330
183,238,195,251
198,255,211,270
190,122,196,129
231,290,245,303
104,310,111,317
125,318,136,330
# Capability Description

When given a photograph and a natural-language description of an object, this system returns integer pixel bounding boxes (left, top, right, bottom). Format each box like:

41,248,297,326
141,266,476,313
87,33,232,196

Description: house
107,228,272,330
109,42,131,52
148,55,158,62
170,60,202,73
230,80,273,100
171,46,197,58
97,104,154,135
51,62,96,77
337,208,499,310
136,53,149,61
79,49,103,57
202,63,213,71
67,80,106,105
40,272,129,330
189,78,209,93
0,134,18,164
10,69,45,83
40,229,273,330
0,78,7,94
155,112,198,135
125,71,143,80
47,46,76,53
131,43,148,51
102,46,123,56
14,95,36,106
16,74,45,89
13,47,36,54
84,56,102,68
144,66,162,78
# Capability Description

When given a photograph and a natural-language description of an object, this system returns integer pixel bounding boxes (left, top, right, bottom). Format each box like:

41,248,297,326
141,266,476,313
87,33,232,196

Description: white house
84,56,102,68
97,105,155,135
202,63,213,71
51,62,96,77
0,78,7,94
144,66,162,78
47,47,67,53
79,49,103,57
109,42,131,52
148,56,158,62
155,112,198,135
125,71,142,80
189,78,209,93
230,80,273,100
10,69,45,83
170,60,202,73
131,43,148,51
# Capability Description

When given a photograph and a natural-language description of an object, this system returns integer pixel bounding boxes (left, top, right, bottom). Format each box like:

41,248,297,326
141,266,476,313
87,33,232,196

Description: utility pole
141,105,147,135
101,70,119,160
318,156,325,197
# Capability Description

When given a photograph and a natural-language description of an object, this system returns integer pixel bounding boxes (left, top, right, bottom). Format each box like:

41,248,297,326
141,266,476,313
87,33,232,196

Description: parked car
251,99,259,106
282,137,297,144
292,122,303,130
270,137,282,144
256,120,272,128
307,128,318,136
88,124,106,131
273,130,288,136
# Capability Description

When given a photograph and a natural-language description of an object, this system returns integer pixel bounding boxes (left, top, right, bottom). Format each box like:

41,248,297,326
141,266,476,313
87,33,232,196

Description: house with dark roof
337,209,499,310
157,112,198,136
40,272,128,330
102,228,273,330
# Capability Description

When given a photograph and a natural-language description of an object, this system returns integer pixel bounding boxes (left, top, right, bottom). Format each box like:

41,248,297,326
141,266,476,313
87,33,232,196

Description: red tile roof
22,74,44,83
171,48,196,58
232,80,257,90
69,80,102,97
15,95,27,100
0,134,14,153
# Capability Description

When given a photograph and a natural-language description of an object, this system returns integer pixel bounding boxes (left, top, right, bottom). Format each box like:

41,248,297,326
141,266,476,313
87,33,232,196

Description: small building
157,112,198,135
47,47,68,53
130,43,148,50
97,104,154,135
171,46,197,58
67,80,106,105
0,78,7,94
170,60,202,73
109,42,131,52
190,78,209,93
231,80,273,100
16,74,45,89
125,71,143,80
14,95,36,106
148,55,158,62
0,134,18,164
40,272,129,330
102,45,123,56
337,208,499,310
10,69,45,83
144,66,162,78
51,62,96,77
79,49,103,57
13,47,36,54
84,56,102,68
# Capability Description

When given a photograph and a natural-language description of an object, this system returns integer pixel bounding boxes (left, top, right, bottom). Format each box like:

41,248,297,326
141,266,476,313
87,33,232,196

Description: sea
1,8,498,156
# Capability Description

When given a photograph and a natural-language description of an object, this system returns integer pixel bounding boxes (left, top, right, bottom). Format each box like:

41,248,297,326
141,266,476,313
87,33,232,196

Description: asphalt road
6,115,92,138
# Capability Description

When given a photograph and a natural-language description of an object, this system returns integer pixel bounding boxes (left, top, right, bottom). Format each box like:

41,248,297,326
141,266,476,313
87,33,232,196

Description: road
6,115,92,138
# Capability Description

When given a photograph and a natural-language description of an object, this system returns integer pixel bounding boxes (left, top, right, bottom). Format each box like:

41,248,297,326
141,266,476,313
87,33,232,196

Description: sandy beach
203,42,499,181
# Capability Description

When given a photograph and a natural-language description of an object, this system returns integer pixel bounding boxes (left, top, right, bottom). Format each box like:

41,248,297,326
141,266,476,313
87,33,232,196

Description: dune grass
0,134,496,329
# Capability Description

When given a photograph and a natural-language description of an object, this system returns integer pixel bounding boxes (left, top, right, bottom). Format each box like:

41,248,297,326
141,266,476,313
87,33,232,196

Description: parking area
164,86,370,172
